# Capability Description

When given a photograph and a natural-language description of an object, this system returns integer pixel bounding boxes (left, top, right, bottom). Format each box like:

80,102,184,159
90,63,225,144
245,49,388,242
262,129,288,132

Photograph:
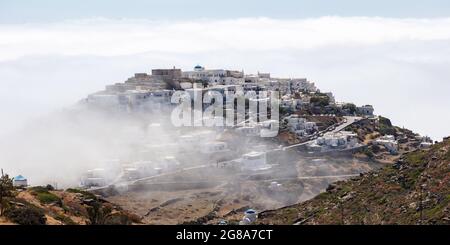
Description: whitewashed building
374,135,398,154
240,152,271,171
308,131,360,152
13,175,28,187
284,115,318,135
182,65,244,86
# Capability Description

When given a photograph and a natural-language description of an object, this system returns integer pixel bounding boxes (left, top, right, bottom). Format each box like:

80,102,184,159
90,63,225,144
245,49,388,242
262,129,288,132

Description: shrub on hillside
5,206,47,225
310,96,330,107
379,116,393,127
343,103,357,114
54,213,77,225
29,186,62,205
45,184,55,191
371,144,381,154
86,202,113,225
104,213,134,225
361,148,374,158
66,188,97,200
36,192,61,204
0,173,15,216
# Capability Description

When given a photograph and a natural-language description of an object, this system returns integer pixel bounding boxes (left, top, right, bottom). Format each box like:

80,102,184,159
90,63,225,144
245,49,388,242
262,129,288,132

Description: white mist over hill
0,17,449,142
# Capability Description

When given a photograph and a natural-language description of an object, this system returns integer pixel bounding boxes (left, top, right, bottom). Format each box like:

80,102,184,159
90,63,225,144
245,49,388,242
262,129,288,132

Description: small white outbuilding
13,175,28,187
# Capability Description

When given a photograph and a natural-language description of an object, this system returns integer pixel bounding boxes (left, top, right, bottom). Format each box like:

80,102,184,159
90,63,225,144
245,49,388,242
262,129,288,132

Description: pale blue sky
1,0,450,23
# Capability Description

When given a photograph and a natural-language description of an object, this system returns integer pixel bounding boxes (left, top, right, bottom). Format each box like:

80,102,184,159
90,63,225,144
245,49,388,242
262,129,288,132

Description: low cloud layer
0,17,449,140
2,17,450,60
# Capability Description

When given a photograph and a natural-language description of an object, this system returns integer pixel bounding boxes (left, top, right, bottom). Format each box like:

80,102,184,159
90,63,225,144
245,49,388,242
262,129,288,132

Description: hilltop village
81,65,433,224
1,65,437,225
85,65,432,157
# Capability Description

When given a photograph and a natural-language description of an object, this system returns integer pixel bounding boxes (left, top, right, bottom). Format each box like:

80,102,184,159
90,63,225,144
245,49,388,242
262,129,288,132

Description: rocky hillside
1,186,141,225
350,116,425,163
257,137,450,224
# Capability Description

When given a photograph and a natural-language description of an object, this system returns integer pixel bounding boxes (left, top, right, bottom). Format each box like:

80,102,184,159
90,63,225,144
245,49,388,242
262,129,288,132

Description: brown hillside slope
1,187,141,225
258,137,450,225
